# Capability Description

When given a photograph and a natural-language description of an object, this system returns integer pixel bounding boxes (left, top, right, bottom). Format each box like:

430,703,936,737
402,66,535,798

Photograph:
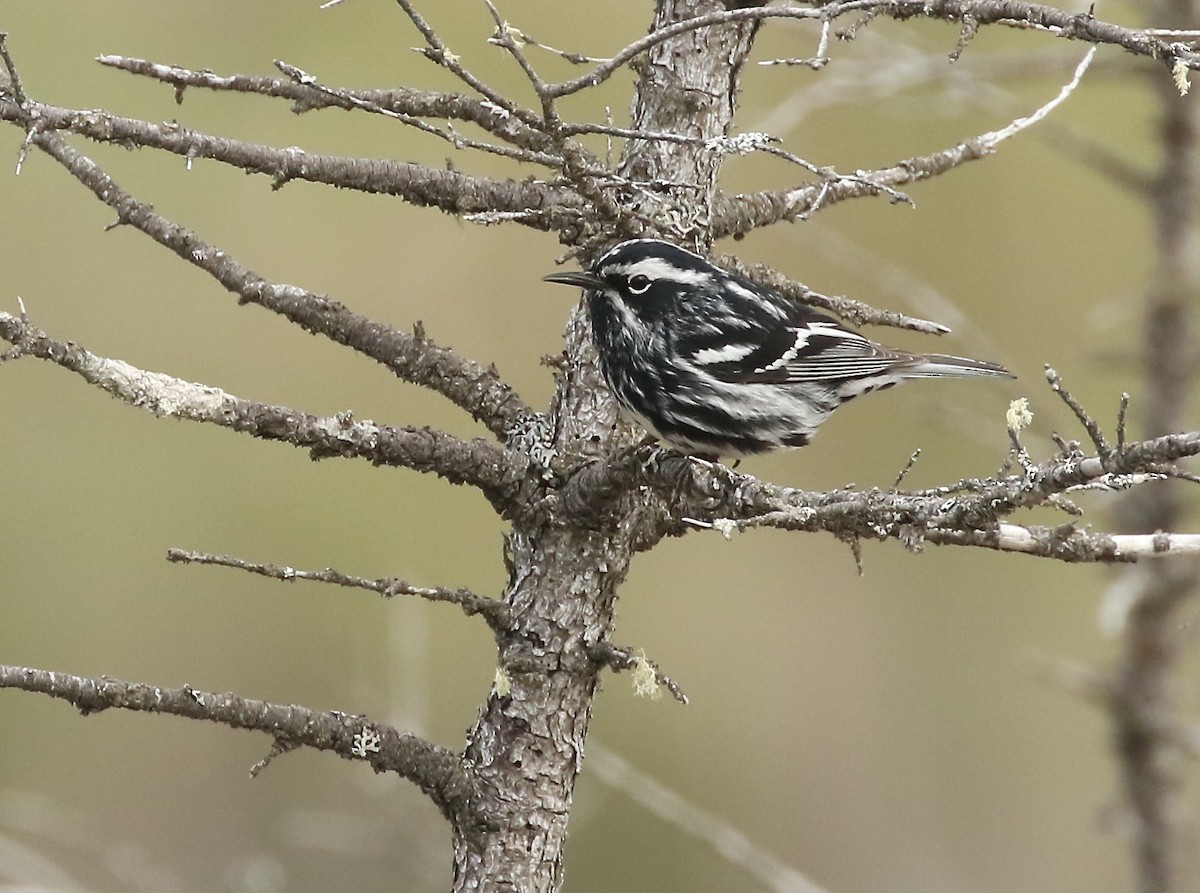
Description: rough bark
450,4,762,890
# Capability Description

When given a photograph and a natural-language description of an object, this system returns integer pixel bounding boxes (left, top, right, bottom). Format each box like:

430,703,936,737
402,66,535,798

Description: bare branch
499,26,607,66
0,31,27,105
589,642,688,705
697,498,1200,563
0,310,526,505
714,47,1096,237
923,523,1200,560
483,1,554,111
558,408,1200,564
473,3,624,226
976,46,1097,142
165,548,510,629
272,59,561,166
395,0,536,123
545,7,825,98
0,97,576,224
545,2,1199,99
1045,365,1114,458
759,11,833,69
0,664,478,823
96,54,560,156
5,126,537,440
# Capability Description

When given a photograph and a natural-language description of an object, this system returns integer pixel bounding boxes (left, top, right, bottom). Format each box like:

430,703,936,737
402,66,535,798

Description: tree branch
926,523,1200,559
0,96,579,225
3,124,539,442
544,1,1199,101
0,665,479,824
165,548,511,630
589,642,688,704
96,54,560,155
713,47,1096,236
557,406,1200,564
0,310,527,506
394,0,538,125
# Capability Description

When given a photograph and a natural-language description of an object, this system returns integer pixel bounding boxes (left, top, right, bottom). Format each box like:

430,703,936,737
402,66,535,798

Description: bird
543,238,1013,457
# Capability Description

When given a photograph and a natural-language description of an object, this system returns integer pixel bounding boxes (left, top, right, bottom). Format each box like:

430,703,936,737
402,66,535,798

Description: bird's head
543,239,720,320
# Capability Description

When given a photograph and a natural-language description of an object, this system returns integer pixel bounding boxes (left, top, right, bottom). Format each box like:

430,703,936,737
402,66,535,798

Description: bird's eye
627,274,652,295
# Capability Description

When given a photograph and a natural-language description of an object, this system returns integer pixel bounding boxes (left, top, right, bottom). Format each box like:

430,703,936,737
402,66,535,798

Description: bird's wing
679,319,904,385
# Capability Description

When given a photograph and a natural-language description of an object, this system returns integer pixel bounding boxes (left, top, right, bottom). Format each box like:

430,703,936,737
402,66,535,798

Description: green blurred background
1,2,1196,891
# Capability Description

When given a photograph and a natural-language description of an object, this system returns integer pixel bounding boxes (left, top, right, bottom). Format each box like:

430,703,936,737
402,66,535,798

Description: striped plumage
545,239,1012,457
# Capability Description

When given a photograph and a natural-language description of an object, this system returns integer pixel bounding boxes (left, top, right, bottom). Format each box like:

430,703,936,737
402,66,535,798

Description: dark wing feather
776,325,903,382
681,317,906,385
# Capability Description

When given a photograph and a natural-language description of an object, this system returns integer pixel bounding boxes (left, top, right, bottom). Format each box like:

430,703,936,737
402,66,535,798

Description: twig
0,33,27,105
273,59,562,166
545,2,1196,99
976,47,1097,148
958,524,1200,560
1117,392,1131,451
166,548,509,628
0,34,35,175
1045,365,1113,457
714,47,1095,238
558,408,1200,565
836,8,882,41
758,14,832,69
502,27,606,65
395,0,535,124
482,0,554,115
249,737,299,778
590,643,688,705
892,449,922,488
95,55,558,155
0,94,578,226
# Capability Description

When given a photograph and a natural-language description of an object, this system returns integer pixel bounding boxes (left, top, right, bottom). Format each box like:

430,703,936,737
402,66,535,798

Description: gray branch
0,97,581,227
0,310,527,506
0,665,479,825
94,54,558,156
165,548,510,629
5,123,538,441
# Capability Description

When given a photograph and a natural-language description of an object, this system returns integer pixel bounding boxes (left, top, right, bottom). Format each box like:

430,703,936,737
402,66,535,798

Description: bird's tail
905,353,1014,379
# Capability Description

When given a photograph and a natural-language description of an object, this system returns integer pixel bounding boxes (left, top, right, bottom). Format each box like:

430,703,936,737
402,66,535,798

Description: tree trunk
451,3,761,890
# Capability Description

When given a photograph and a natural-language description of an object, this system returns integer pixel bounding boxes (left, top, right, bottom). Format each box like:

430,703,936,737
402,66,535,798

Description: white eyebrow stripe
609,258,714,287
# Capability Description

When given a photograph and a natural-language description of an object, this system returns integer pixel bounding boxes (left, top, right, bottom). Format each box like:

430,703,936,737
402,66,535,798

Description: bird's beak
543,270,606,289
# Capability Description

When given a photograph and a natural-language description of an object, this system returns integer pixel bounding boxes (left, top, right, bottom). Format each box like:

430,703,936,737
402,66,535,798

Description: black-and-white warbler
544,239,1012,457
